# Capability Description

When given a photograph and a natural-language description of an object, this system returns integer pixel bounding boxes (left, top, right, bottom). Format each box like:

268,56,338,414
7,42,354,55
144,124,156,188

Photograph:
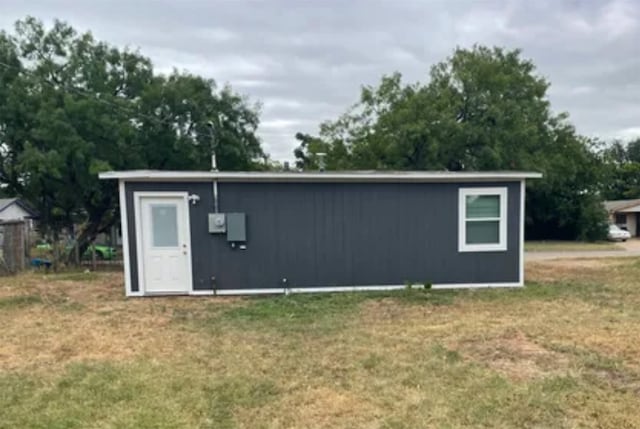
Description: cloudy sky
2,0,639,161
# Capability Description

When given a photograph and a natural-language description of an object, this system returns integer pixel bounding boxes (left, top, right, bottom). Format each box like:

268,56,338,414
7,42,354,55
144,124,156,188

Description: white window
459,187,508,252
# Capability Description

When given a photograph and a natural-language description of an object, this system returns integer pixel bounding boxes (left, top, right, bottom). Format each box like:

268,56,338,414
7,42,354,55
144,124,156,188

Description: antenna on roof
206,121,218,172
207,113,226,172
317,153,327,172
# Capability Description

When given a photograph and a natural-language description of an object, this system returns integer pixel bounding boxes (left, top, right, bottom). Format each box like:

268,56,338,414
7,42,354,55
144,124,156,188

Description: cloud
2,0,639,160
615,127,640,140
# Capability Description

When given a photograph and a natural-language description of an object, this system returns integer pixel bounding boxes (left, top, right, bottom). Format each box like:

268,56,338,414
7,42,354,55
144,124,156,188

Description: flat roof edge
99,170,542,182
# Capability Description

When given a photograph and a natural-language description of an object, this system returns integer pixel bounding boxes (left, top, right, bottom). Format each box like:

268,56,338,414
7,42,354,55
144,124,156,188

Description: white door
136,194,192,294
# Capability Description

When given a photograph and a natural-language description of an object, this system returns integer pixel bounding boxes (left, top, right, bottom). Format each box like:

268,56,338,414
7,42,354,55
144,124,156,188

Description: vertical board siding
126,181,521,292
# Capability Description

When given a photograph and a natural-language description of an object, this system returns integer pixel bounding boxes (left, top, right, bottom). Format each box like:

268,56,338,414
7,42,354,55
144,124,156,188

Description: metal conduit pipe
213,178,219,213
207,122,220,213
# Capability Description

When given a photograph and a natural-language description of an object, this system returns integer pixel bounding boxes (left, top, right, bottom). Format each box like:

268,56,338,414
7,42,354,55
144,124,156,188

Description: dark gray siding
126,181,521,292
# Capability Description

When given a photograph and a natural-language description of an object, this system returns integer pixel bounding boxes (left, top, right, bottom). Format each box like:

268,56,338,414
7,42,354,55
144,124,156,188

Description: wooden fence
0,220,27,274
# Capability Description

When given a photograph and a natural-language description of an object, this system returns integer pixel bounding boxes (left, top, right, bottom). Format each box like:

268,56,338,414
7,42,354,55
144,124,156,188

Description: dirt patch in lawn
358,296,454,324
589,367,640,394
454,329,570,381
359,297,423,322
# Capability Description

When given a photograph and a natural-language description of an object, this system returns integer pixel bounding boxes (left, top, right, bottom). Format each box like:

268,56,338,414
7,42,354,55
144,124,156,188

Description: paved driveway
525,239,640,261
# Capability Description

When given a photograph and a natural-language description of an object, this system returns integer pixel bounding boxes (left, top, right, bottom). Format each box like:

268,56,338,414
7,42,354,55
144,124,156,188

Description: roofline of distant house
0,198,38,217
604,199,640,213
99,170,543,183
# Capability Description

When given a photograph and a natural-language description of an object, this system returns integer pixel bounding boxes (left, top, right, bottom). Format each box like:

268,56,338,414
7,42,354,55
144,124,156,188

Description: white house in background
604,199,640,237
0,198,38,226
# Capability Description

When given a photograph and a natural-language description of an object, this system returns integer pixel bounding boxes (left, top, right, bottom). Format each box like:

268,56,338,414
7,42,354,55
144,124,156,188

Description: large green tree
600,138,640,200
0,17,265,259
295,46,607,240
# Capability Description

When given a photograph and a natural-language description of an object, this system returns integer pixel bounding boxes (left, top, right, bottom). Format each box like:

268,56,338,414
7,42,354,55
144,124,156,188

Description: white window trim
459,187,508,252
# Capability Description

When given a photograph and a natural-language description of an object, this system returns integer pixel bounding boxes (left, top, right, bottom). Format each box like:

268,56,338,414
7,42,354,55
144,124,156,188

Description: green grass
3,261,640,427
1,349,634,429
525,240,623,252
0,362,280,429
0,294,42,309
176,288,457,335
0,289,84,313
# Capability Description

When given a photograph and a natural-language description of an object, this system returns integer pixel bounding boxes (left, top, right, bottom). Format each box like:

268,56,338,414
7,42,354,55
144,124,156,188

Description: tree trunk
64,214,115,265
74,244,80,266
69,221,104,265
63,195,117,266
91,242,97,271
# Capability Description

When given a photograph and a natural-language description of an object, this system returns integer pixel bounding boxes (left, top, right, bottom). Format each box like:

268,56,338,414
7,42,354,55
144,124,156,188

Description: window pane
466,220,500,244
151,204,178,247
466,195,500,218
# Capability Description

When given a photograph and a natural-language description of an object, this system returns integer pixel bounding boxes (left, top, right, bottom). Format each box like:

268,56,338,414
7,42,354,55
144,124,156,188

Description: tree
625,138,640,163
0,17,265,261
293,132,350,170
600,138,640,200
294,46,607,240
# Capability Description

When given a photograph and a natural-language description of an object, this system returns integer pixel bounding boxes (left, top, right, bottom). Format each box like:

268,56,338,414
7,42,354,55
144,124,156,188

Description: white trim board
192,282,523,296
519,180,525,286
190,290,215,296
126,292,144,297
215,288,286,296
100,170,542,183
119,180,133,297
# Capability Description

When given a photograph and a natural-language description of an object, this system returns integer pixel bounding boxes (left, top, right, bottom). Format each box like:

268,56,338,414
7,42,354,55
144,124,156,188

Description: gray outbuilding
99,170,541,296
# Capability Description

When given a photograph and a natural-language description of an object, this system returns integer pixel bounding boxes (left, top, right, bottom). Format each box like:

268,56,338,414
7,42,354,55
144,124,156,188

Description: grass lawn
525,240,623,252
2,261,640,428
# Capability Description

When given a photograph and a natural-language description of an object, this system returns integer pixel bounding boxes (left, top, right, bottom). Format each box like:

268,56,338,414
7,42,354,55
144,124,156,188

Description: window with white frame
459,187,508,252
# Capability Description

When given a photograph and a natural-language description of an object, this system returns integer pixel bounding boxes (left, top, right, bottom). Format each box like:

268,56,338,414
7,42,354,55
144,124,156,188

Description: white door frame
133,191,193,295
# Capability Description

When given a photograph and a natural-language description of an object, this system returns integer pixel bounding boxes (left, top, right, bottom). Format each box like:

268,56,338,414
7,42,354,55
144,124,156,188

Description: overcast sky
2,0,639,161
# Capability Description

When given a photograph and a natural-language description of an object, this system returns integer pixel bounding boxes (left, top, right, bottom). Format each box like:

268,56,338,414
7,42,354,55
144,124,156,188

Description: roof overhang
99,170,542,183
620,204,640,213
604,199,640,213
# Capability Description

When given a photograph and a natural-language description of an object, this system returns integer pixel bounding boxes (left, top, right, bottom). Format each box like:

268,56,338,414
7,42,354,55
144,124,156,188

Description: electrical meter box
208,213,226,233
226,213,246,242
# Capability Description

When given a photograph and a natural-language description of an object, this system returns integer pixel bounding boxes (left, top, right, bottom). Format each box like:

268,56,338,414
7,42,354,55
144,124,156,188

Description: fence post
53,236,59,272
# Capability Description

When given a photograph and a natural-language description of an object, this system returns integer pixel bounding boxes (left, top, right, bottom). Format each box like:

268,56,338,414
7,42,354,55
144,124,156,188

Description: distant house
0,199,38,254
0,198,37,225
604,199,640,237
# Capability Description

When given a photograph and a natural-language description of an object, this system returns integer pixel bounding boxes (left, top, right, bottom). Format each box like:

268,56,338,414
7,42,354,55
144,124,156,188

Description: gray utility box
226,213,247,242
208,213,226,233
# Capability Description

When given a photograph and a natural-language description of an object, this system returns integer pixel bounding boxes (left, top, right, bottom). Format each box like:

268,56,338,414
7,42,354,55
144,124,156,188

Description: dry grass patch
240,386,382,429
454,329,570,381
3,260,640,427
525,240,623,252
526,258,630,284
0,271,239,371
